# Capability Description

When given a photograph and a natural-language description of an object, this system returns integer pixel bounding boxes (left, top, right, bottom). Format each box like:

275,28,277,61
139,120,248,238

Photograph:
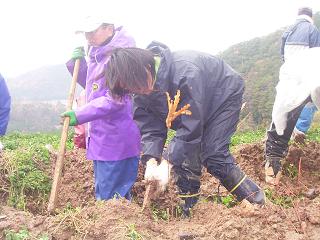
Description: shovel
47,59,81,213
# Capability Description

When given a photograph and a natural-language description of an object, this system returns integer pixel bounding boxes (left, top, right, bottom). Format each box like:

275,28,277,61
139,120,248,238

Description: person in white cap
62,16,141,201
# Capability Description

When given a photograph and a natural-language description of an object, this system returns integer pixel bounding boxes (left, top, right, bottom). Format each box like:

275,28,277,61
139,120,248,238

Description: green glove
61,110,78,126
71,47,85,60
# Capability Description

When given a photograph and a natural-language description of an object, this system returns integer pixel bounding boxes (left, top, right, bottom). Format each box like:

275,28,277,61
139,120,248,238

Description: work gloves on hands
144,158,172,191
71,47,85,60
61,110,78,126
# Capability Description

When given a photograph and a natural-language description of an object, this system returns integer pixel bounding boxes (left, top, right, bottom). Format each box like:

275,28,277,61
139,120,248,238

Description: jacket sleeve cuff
140,155,160,165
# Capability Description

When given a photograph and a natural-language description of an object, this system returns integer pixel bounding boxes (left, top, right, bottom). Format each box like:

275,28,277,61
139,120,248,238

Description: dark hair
105,48,156,98
298,7,312,18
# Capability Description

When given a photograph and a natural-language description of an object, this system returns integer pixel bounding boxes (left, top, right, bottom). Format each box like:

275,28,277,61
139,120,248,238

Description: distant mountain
7,101,66,133
5,13,320,132
6,64,76,101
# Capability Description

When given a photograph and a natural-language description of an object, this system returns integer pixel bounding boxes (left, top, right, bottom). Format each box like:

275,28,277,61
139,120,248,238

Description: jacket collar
88,26,128,63
297,15,314,24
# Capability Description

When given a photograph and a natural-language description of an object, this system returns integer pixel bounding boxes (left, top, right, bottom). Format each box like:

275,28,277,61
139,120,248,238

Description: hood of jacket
146,41,173,93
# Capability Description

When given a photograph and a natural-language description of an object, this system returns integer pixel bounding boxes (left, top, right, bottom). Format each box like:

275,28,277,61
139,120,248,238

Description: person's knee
206,157,236,181
172,165,200,194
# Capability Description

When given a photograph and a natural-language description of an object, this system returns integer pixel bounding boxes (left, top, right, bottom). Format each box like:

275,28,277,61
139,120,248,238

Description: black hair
105,48,156,98
298,7,313,18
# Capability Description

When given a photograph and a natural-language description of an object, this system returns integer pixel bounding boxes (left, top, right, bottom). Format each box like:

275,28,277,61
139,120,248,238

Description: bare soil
1,141,320,239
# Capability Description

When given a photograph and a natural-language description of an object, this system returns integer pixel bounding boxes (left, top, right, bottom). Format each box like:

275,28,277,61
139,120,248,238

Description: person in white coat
265,47,320,185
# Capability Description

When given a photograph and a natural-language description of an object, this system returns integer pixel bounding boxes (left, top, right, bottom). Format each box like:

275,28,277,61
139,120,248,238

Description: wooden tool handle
47,59,81,213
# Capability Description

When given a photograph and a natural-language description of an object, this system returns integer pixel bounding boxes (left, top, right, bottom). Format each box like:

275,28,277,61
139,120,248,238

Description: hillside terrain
4,12,320,132
220,12,320,126
6,65,72,101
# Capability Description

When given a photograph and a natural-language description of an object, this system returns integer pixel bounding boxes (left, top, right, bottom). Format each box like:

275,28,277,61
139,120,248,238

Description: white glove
0,141,3,152
156,159,172,191
144,158,159,181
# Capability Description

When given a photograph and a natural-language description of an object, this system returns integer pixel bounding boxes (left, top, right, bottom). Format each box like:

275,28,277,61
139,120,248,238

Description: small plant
5,228,30,240
54,204,89,237
125,223,143,240
220,195,237,208
151,204,169,221
283,163,298,179
264,188,294,208
4,228,49,240
205,194,238,208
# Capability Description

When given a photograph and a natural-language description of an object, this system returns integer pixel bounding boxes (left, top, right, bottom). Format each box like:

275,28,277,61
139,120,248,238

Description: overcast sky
1,0,319,78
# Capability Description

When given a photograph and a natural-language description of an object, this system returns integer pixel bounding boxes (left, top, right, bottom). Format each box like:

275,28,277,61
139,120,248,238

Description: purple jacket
67,27,141,161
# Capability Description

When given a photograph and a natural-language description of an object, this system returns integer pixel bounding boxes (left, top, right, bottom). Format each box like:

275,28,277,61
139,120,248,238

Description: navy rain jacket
281,17,320,61
133,42,244,166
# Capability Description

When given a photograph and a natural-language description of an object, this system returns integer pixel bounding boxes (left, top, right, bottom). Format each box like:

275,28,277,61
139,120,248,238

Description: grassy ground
0,125,319,211
0,127,319,239
0,132,73,211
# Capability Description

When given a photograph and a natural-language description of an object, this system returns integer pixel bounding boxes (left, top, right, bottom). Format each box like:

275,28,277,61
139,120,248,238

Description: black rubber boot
221,165,265,205
265,156,282,185
179,192,199,218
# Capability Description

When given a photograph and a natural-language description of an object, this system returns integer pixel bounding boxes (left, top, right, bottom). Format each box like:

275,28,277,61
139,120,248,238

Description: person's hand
71,47,85,60
0,141,3,152
144,158,159,181
144,158,172,192
61,110,78,126
156,159,172,191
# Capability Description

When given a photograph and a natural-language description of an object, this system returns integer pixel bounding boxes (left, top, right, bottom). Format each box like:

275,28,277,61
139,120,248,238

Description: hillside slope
6,64,73,101
220,12,320,125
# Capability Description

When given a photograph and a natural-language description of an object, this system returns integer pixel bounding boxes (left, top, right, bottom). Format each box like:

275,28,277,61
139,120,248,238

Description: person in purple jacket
62,16,141,200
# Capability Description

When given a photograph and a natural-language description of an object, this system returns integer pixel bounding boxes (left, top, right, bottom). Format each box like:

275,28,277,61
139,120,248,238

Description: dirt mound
235,141,320,196
56,149,95,209
1,141,320,239
2,197,320,239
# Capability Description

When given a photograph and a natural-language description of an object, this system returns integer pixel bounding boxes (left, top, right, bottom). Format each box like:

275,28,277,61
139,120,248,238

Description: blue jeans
295,102,318,133
93,156,139,200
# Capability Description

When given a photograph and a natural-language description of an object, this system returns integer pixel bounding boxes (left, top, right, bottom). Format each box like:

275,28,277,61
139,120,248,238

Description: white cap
75,16,115,33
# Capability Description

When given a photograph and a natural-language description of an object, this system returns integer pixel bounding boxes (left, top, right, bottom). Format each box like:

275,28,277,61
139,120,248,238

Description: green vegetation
8,101,66,133
151,204,169,221
167,128,266,146
283,163,298,180
202,194,238,208
264,188,296,208
4,229,49,240
125,223,143,240
307,126,320,142
231,129,265,146
4,229,30,240
0,132,73,211
54,204,88,237
220,12,320,126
